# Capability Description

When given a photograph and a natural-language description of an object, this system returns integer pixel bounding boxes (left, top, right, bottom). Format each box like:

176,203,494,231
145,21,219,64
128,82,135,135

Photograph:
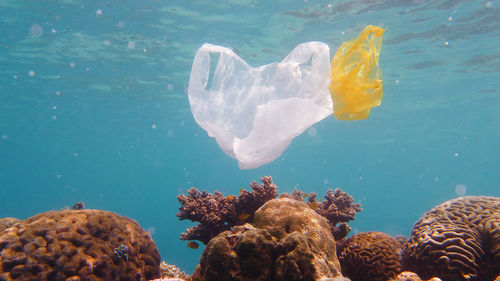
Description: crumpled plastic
187,25,384,169
187,42,333,169
330,25,385,120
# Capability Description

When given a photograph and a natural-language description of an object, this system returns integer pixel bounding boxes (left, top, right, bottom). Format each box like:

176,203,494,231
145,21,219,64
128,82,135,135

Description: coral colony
0,176,498,281
176,176,362,245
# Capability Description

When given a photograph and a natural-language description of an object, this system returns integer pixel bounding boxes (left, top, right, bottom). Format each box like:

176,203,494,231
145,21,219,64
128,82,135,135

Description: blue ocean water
0,0,499,274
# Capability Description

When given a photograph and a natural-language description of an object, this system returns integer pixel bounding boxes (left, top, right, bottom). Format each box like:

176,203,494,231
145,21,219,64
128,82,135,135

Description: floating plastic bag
187,25,385,169
329,25,385,120
187,42,333,169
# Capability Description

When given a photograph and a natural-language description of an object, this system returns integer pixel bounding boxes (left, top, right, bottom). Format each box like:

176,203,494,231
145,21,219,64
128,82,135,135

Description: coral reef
307,188,362,241
336,231,403,281
178,176,361,244
150,277,189,281
193,198,343,281
254,198,342,280
194,224,276,281
159,261,190,280
0,209,161,281
388,271,442,281
0,218,20,233
177,176,278,244
402,196,500,281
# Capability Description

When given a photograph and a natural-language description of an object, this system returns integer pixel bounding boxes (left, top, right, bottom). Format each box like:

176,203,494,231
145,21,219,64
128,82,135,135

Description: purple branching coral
177,176,278,244
309,188,363,240
280,188,362,241
177,176,361,244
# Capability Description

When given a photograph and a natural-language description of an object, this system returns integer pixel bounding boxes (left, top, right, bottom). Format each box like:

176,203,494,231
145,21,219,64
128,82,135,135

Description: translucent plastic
188,42,333,169
329,25,385,120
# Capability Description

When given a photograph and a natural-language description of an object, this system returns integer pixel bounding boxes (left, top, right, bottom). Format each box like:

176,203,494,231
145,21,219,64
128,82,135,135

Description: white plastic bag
188,42,333,169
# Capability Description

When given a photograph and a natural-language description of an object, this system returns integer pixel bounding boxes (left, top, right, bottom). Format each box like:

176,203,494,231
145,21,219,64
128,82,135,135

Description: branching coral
177,177,361,244
306,188,362,240
177,176,278,244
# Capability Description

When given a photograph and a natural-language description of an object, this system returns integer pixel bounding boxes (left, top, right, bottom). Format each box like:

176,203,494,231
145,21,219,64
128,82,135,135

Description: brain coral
337,231,403,281
0,209,161,281
194,198,343,281
402,196,500,281
0,218,20,233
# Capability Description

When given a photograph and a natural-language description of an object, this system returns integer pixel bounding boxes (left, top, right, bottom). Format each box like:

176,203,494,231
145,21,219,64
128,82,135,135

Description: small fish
238,213,250,221
226,195,235,202
187,241,199,249
72,201,85,210
239,188,244,194
302,193,309,198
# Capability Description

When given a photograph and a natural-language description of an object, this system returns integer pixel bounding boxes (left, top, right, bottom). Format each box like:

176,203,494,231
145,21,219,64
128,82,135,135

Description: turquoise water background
1,0,499,274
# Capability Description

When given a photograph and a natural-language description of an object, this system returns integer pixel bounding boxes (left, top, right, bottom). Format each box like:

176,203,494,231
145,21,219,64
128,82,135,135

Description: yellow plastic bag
329,25,385,120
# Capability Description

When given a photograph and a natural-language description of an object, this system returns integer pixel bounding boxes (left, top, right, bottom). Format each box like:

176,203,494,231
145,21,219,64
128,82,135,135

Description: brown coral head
253,198,342,280
402,196,500,281
0,209,161,281
0,218,20,233
389,271,422,281
197,224,277,281
337,231,403,281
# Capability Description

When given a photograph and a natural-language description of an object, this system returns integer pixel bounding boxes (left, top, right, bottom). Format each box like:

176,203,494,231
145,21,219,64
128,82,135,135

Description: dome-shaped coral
402,196,500,281
0,209,161,281
0,218,20,233
193,198,343,281
337,231,403,281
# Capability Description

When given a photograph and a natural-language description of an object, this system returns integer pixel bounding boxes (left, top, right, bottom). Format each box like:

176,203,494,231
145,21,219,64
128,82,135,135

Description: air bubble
455,184,466,196
29,24,44,38
307,127,317,137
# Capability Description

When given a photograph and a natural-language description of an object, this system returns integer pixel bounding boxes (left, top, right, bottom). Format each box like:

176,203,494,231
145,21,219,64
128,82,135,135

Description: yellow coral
330,25,385,120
